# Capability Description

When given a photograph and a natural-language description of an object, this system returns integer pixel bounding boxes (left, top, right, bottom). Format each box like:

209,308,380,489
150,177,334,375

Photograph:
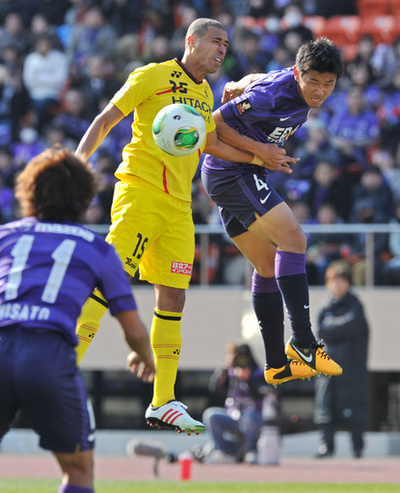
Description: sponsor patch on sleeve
235,98,253,115
171,261,193,275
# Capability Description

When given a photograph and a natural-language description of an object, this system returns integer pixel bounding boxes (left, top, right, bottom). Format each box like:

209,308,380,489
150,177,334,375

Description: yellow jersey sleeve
111,59,215,203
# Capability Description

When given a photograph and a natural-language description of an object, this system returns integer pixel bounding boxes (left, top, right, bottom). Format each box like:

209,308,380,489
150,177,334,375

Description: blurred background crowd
1,0,400,285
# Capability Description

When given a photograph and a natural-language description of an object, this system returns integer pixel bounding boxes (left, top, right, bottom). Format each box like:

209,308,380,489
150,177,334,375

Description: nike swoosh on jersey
292,345,313,363
280,116,291,121
260,191,272,204
304,304,310,309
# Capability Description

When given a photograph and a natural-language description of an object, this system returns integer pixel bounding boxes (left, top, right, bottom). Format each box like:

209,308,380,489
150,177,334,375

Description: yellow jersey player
75,18,265,434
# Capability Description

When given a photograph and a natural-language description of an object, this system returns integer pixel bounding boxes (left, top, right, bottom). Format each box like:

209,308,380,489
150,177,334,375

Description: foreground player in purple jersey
0,148,154,493
202,37,344,386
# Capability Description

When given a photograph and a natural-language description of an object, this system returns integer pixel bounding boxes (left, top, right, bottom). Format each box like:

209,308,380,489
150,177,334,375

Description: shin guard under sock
151,308,182,407
76,289,108,364
275,251,315,347
252,272,286,368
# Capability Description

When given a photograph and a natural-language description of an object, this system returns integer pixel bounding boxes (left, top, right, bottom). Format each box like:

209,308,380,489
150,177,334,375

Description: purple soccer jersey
202,67,310,176
0,217,136,346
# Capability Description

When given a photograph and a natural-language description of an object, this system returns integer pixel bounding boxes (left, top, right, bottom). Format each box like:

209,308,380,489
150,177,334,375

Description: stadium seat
324,16,362,46
303,16,328,39
357,0,390,18
340,43,359,62
235,16,265,31
386,0,400,16
359,15,397,45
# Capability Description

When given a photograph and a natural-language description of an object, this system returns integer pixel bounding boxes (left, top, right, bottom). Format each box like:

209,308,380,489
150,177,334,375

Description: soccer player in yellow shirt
75,18,298,434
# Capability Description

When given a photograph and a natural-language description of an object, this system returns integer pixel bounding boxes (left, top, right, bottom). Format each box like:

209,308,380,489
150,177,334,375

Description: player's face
294,68,337,108
190,27,229,78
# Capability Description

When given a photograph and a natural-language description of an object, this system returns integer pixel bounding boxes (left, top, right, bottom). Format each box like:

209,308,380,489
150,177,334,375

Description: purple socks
275,251,315,347
58,484,94,493
275,251,307,277
252,272,286,368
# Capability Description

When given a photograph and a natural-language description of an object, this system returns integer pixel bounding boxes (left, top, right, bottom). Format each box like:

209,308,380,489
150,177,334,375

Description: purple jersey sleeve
202,67,310,176
0,217,136,346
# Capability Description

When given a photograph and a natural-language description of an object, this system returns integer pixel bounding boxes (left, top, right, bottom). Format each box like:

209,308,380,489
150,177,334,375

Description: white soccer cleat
145,400,205,435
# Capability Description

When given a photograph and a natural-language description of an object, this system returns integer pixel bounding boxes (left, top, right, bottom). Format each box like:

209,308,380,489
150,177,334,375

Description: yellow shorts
106,176,195,289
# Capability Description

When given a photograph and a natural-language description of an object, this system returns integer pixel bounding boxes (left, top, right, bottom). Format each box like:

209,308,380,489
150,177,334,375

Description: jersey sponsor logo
171,261,193,275
236,98,252,115
268,124,301,143
170,70,182,78
171,96,212,115
0,302,50,321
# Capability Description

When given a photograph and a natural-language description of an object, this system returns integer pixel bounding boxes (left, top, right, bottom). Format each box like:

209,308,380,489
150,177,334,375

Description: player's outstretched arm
204,128,261,165
213,110,298,173
75,102,125,162
116,310,155,383
221,73,264,103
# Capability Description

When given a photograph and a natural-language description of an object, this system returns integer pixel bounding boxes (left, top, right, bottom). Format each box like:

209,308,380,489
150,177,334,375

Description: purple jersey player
0,148,154,493
202,38,344,386
0,218,140,345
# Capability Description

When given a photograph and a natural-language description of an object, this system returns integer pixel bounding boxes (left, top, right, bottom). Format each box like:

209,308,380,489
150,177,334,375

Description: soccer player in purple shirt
0,147,154,493
202,37,344,386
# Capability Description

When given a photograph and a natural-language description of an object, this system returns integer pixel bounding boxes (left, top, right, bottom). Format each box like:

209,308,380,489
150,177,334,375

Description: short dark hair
325,263,352,285
16,147,97,222
186,18,226,39
296,37,343,79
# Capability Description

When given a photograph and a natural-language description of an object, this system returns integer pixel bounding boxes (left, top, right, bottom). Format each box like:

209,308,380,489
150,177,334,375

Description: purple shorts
0,327,95,453
201,168,283,238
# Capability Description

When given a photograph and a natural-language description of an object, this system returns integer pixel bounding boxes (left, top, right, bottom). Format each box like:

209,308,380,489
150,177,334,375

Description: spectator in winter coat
314,263,369,458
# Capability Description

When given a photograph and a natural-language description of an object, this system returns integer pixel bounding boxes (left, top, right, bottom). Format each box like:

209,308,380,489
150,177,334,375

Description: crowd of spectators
1,0,400,285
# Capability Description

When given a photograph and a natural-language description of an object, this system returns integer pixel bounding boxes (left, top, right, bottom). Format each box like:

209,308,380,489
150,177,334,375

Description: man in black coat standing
314,263,369,458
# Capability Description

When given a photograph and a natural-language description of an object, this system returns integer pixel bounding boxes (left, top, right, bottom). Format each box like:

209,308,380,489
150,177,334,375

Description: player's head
294,38,342,108
295,37,343,78
16,147,96,223
186,18,226,42
183,18,228,78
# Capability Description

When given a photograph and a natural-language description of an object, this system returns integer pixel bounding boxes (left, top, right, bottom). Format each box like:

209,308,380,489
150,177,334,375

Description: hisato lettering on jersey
0,302,50,321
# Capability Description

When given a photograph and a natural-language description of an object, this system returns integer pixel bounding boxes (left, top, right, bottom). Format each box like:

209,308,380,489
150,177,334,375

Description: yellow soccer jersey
111,58,215,203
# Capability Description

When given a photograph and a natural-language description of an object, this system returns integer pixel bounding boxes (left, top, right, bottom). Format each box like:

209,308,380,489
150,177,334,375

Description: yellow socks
151,308,182,407
76,298,183,408
75,289,108,364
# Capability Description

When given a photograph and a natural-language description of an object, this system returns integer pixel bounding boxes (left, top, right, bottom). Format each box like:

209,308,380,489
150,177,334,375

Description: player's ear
186,34,195,48
293,65,300,82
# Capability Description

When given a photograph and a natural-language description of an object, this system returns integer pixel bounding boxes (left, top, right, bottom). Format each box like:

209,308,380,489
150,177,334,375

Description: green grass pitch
0,479,399,493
